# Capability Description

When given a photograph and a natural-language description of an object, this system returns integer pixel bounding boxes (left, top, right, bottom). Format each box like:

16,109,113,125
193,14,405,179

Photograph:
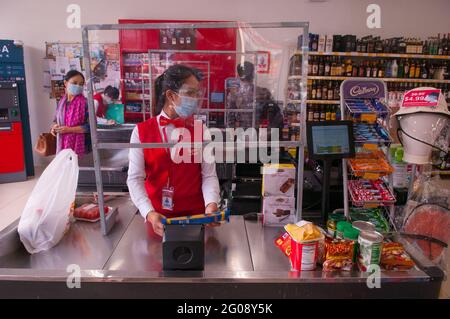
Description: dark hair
64,70,85,82
104,85,120,100
154,64,203,113
237,61,254,82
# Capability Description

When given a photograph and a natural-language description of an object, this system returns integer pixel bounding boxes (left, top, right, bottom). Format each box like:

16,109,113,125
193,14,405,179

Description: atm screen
0,88,17,108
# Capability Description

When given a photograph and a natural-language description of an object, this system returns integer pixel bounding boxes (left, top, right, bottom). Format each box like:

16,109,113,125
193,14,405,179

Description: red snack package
74,204,110,221
275,232,292,257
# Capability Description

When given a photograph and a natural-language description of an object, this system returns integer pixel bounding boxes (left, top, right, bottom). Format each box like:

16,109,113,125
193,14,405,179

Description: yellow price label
364,203,380,208
363,143,378,151
363,172,380,180
361,113,377,123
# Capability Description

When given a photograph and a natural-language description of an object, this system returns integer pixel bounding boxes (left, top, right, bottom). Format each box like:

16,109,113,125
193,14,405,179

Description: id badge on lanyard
162,127,174,211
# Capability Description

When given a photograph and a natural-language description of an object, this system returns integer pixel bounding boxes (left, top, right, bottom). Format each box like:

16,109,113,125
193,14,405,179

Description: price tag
402,89,440,107
362,143,378,151
360,113,377,123
363,172,380,180
363,203,380,208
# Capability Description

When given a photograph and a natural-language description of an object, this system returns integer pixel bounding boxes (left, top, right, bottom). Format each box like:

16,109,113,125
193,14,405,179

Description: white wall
1,0,449,165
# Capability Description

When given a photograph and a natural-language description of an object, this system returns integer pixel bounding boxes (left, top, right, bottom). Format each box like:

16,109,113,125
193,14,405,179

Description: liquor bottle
341,59,346,76
404,59,410,78
391,59,398,78
398,59,404,78
346,59,353,77
385,60,392,78
313,105,320,121
312,34,319,51
409,60,416,78
327,82,334,100
352,62,359,77
423,40,429,55
372,61,378,78
358,61,365,77
331,57,337,76
335,57,342,76
325,105,332,121
308,56,312,75
318,57,325,76
322,82,328,100
324,57,331,76
421,61,428,79
334,82,340,100
311,81,317,99
331,106,337,120
444,33,449,55
438,34,443,55
414,60,421,78
378,60,385,78
307,105,314,122
320,105,326,121
365,61,372,78
316,81,322,100
312,56,319,75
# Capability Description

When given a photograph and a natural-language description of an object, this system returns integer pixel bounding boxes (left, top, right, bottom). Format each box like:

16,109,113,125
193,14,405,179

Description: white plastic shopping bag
18,149,79,254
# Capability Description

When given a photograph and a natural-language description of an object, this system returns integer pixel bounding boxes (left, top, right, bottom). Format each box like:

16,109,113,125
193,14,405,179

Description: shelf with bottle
306,104,340,122
289,54,449,82
295,51,450,60
287,99,340,104
303,33,450,57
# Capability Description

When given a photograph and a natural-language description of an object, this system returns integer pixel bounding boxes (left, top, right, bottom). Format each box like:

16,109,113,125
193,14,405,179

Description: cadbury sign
342,80,385,100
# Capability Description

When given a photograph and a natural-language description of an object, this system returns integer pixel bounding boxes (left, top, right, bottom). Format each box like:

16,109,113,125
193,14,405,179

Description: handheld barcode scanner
162,209,230,271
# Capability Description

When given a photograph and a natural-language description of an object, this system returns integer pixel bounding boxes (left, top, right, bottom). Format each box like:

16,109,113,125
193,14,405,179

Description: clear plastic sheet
398,174,450,270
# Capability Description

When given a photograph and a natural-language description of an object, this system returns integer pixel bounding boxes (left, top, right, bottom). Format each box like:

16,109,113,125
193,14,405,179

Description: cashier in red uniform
127,65,220,237
93,85,120,125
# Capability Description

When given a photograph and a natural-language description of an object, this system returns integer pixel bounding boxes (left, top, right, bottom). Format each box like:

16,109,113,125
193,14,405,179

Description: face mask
174,95,199,118
67,83,83,96
104,96,113,105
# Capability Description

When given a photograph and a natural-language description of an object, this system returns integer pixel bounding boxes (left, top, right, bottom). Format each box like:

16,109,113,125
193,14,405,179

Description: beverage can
358,230,384,271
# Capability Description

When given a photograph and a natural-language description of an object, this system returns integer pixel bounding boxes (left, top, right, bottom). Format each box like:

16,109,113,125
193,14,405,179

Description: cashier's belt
162,224,205,271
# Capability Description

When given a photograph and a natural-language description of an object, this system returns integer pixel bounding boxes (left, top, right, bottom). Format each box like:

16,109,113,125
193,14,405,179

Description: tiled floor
0,166,448,298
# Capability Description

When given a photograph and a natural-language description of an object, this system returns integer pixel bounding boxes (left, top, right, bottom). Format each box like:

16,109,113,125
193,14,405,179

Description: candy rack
340,79,397,232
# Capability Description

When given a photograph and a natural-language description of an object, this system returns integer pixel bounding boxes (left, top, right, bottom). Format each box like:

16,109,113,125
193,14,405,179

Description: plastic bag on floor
18,149,79,254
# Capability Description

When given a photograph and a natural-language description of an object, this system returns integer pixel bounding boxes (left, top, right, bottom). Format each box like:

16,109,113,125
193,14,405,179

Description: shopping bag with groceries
18,149,79,254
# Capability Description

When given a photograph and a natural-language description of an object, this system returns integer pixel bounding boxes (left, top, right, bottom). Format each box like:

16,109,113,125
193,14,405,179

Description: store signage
1,45,9,53
342,80,385,99
402,89,441,107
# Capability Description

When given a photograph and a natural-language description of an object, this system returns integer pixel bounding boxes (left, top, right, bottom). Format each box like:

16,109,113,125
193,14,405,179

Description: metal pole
82,27,108,235
149,50,153,119
340,82,350,218
296,23,309,222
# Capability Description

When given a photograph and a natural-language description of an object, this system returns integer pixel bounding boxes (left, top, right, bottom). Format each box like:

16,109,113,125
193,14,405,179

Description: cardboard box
263,196,296,227
262,164,296,197
318,35,326,52
325,35,334,52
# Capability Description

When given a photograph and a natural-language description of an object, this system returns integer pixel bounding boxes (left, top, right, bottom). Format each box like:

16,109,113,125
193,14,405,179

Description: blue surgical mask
67,83,84,96
174,95,199,118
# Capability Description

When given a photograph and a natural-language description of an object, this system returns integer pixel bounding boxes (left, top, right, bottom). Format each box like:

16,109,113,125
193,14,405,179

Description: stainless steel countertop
104,215,253,272
0,196,137,270
0,196,433,283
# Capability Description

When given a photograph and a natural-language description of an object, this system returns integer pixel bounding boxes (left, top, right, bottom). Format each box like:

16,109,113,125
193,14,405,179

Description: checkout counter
0,194,444,298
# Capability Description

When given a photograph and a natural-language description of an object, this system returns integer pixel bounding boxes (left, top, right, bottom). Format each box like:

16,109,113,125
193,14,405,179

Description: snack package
263,196,296,226
380,242,415,271
323,237,354,272
275,232,292,257
262,164,296,197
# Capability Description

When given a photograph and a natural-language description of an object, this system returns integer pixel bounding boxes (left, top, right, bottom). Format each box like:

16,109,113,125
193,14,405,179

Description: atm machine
0,40,33,183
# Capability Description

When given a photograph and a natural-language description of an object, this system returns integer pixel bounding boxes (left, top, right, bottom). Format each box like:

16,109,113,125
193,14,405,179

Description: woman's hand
205,202,221,227
50,123,59,136
147,211,165,237
54,126,73,134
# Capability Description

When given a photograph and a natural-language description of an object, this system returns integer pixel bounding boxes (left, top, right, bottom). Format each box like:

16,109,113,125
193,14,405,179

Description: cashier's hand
147,211,165,236
205,203,221,227
106,119,116,125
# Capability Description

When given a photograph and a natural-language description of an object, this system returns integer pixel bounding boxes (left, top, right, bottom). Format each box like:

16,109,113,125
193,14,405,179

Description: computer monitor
307,121,355,159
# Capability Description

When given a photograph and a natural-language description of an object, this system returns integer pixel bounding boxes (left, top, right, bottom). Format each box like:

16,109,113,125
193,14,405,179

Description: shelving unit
295,51,450,60
340,78,397,232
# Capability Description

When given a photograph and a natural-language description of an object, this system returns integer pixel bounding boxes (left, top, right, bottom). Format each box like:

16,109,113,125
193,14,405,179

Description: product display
353,123,391,145
348,179,396,206
350,208,390,233
348,151,394,177
261,164,296,197
262,196,296,226
323,237,354,271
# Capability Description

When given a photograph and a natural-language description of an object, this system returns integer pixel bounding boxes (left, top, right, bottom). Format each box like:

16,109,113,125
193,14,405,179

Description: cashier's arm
202,126,220,213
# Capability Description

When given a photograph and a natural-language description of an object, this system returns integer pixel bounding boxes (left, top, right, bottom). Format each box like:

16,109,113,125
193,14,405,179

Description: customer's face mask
67,83,84,96
173,94,199,118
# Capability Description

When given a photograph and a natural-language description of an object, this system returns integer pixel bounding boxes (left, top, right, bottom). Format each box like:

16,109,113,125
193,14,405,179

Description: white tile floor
0,165,448,298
